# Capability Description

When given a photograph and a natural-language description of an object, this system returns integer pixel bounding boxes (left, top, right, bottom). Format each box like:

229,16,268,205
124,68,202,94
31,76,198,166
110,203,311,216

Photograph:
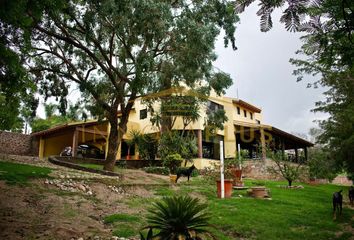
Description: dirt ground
0,158,171,240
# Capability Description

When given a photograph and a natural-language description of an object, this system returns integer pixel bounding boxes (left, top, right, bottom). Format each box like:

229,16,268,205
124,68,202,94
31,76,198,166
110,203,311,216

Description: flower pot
170,174,177,183
216,179,233,198
230,168,243,186
251,186,267,198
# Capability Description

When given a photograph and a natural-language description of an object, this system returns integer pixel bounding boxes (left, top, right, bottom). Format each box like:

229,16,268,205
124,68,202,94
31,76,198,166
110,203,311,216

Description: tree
308,147,337,181
237,0,354,174
12,0,238,171
289,0,354,173
267,150,304,187
0,0,49,132
31,102,88,132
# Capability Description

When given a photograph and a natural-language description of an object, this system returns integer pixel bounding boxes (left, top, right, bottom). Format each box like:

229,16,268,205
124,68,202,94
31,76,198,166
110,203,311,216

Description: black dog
175,165,196,183
349,186,354,206
333,190,343,220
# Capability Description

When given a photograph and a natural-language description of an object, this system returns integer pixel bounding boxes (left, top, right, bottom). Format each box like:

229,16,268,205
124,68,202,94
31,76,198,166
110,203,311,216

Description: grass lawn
107,177,354,240
0,161,52,185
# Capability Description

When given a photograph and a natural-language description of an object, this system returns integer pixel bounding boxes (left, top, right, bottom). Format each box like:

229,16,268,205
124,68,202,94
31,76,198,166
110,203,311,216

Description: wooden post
197,129,203,158
295,147,298,163
72,128,79,157
260,127,266,160
304,147,308,162
39,137,45,160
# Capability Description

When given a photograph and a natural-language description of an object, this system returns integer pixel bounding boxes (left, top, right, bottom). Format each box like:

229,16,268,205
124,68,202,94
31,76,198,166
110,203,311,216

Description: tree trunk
104,117,119,172
103,107,131,171
288,180,292,187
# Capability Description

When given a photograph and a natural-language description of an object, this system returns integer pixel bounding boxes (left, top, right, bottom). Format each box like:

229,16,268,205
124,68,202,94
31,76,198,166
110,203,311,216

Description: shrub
143,166,169,175
143,195,214,239
163,153,183,174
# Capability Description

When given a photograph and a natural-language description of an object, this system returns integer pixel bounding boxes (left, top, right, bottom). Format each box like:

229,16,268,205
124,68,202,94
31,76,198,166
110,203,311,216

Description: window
237,107,240,115
243,110,247,117
140,109,147,119
207,101,224,113
250,112,253,120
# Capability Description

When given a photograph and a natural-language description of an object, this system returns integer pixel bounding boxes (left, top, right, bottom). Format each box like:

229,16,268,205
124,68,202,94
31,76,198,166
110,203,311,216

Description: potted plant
227,149,248,187
163,153,183,183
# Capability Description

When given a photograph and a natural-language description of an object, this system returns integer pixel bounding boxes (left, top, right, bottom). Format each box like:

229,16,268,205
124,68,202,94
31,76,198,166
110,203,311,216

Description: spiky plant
144,195,215,240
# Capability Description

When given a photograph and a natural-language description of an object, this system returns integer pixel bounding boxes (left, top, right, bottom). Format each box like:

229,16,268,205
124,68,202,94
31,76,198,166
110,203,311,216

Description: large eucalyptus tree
24,0,238,170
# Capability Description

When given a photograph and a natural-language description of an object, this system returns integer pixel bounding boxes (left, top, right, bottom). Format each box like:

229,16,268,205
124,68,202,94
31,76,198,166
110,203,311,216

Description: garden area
0,157,353,240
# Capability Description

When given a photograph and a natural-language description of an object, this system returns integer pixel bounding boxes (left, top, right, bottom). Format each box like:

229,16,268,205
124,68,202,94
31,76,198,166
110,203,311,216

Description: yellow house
32,88,313,169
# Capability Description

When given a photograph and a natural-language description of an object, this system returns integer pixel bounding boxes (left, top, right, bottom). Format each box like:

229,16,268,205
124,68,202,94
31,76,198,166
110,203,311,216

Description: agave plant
144,195,215,240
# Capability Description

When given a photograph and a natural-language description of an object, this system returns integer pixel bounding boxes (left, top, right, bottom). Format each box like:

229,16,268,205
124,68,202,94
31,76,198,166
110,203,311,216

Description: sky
214,2,328,136
37,2,328,136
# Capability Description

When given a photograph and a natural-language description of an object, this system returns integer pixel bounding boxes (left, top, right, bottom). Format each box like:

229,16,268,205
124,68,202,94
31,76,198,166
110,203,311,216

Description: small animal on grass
349,186,354,206
175,165,196,183
333,190,343,220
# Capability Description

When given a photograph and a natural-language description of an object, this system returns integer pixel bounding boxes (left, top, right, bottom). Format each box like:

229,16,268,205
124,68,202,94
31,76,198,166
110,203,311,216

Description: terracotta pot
230,168,243,186
170,174,177,183
216,179,233,198
251,186,267,198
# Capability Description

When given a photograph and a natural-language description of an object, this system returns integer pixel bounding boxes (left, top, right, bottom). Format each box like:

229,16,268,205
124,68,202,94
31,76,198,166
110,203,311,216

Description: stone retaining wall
55,156,163,169
0,131,38,156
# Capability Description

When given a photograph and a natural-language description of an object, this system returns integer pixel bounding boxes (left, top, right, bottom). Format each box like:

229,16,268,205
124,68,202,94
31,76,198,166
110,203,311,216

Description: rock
59,175,65,179
78,238,84,240
111,237,119,240
87,191,93,195
77,184,86,192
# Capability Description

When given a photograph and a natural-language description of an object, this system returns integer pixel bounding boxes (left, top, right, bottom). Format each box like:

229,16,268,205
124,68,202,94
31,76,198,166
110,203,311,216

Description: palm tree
143,195,215,240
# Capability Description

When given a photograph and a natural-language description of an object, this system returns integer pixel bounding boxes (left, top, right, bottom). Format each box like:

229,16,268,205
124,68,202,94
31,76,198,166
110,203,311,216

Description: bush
163,153,183,174
143,166,169,175
143,195,214,239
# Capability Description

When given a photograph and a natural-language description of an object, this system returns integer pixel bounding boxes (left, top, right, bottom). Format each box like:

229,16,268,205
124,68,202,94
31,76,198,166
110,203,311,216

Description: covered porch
234,121,313,162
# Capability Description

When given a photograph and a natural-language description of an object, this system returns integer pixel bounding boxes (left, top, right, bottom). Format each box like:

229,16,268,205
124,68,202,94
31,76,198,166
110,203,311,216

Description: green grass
104,213,143,238
104,213,140,224
0,161,52,184
111,177,354,240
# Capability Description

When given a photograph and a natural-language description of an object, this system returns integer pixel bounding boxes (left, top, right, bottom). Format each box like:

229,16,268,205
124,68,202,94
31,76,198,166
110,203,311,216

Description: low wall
0,131,38,156
49,156,122,177
54,156,163,169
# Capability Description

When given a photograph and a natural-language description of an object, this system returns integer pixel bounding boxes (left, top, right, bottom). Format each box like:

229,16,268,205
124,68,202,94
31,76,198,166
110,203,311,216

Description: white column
220,141,224,199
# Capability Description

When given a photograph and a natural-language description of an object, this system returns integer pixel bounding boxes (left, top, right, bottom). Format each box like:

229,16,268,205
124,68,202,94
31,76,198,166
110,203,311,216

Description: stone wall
0,131,38,156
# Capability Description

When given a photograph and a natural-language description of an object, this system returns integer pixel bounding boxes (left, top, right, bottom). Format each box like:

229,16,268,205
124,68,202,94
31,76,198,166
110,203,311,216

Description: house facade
32,89,313,169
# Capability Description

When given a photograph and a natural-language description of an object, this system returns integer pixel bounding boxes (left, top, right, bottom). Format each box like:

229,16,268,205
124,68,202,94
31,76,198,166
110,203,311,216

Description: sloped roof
31,120,108,137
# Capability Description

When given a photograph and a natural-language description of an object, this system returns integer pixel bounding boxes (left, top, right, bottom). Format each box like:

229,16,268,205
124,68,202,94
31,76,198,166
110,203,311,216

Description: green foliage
267,151,304,187
289,0,354,174
145,195,213,240
143,166,169,176
0,161,51,185
31,115,68,132
205,108,228,132
129,130,158,160
163,153,183,174
159,131,198,165
104,213,139,224
30,102,89,132
308,147,336,181
140,228,154,240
